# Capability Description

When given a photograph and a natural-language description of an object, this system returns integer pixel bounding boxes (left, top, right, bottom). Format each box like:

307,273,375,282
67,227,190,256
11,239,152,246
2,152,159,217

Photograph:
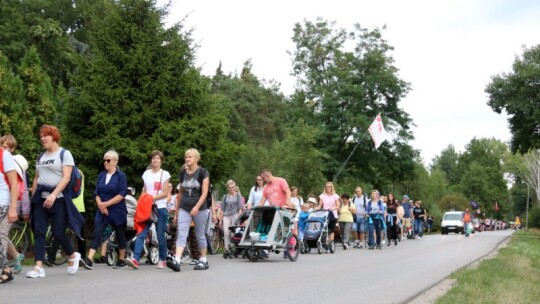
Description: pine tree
65,0,236,188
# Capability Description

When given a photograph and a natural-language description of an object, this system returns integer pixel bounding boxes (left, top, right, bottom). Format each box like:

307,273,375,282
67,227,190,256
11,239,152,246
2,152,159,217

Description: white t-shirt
36,148,75,198
142,169,171,209
0,150,17,206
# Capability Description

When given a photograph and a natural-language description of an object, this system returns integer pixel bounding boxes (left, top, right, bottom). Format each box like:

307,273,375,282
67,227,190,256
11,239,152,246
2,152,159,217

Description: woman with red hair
27,125,84,278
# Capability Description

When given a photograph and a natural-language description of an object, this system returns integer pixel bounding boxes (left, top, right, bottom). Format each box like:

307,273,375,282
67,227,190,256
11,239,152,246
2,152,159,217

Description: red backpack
0,148,24,201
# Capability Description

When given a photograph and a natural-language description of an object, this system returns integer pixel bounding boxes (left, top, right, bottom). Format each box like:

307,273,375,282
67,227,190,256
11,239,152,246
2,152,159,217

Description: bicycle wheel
9,222,29,256
208,227,221,255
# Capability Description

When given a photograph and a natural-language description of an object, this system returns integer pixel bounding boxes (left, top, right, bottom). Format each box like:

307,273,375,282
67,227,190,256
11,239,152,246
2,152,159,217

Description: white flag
368,113,387,149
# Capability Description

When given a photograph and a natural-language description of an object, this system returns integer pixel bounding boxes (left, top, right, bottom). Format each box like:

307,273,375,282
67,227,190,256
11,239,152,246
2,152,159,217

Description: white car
441,211,464,235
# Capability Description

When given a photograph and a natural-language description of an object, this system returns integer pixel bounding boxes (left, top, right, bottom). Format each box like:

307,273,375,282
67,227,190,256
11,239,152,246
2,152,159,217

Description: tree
457,138,509,216
522,149,540,206
269,119,327,196
64,0,237,190
431,145,460,185
486,45,540,153
289,18,416,185
439,194,469,212
210,60,287,146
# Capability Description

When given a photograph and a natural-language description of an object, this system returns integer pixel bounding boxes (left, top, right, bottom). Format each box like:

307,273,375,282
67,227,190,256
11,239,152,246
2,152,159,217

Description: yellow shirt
337,203,356,222
71,173,85,213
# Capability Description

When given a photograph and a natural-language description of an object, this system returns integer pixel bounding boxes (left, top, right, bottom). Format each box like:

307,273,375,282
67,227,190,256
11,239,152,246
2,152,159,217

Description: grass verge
436,229,540,304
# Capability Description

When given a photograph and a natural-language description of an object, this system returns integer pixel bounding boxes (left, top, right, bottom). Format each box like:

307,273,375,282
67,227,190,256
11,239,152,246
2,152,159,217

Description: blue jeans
133,207,168,261
367,215,382,247
32,198,74,261
414,219,424,237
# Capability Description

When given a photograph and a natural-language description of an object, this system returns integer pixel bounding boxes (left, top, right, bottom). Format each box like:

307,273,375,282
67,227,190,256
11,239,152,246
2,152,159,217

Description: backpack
0,148,24,200
38,148,82,198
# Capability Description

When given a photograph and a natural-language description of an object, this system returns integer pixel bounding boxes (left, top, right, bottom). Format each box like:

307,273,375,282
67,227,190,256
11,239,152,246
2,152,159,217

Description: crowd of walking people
0,124,469,285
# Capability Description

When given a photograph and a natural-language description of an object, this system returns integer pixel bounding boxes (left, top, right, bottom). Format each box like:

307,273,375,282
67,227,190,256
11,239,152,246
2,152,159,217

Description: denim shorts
356,217,367,233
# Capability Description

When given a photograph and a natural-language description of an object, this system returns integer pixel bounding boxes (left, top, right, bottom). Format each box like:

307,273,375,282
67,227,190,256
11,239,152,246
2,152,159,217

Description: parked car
441,211,464,235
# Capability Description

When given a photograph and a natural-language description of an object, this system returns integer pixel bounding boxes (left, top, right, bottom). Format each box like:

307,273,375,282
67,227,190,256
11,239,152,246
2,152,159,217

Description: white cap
13,154,28,179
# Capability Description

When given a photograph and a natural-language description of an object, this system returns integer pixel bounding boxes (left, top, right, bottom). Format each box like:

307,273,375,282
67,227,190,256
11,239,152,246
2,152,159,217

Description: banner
368,113,387,149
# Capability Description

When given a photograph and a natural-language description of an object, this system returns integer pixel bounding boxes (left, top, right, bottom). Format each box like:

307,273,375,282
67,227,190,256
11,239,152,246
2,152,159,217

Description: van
441,211,464,235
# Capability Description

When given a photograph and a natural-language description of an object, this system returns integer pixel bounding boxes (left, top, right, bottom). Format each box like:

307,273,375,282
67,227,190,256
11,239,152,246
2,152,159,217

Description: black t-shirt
412,207,425,219
179,167,209,212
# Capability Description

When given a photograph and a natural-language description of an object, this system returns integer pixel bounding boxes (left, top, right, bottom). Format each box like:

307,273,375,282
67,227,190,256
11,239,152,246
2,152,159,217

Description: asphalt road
2,230,513,304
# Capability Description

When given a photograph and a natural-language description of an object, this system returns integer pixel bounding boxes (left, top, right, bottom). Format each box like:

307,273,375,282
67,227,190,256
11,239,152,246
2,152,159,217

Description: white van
441,211,464,235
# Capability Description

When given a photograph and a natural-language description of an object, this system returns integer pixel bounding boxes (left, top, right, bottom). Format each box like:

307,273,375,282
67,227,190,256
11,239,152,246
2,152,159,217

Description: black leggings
90,221,127,250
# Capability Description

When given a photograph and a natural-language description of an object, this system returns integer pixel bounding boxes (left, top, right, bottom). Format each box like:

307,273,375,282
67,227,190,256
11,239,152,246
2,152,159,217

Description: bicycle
207,219,223,255
8,219,79,265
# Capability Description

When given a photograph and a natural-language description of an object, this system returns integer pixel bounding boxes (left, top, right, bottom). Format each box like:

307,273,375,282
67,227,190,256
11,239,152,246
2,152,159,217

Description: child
337,193,356,249
298,204,310,241
307,195,317,212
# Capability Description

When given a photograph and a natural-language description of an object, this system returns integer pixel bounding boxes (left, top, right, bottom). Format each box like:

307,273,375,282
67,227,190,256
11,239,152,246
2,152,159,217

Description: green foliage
268,119,326,196
486,44,540,154
289,18,417,186
210,60,287,146
431,144,460,185
458,138,509,215
0,0,78,86
439,194,469,212
64,0,237,195
0,48,57,168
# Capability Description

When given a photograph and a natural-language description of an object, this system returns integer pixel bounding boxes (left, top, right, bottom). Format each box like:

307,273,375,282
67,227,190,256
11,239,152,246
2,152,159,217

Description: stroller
302,210,335,254
223,210,251,259
238,206,299,262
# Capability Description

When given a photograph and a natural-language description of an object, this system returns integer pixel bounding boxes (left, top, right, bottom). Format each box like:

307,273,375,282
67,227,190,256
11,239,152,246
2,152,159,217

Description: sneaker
258,251,268,258
67,252,81,274
80,257,93,270
194,261,209,270
94,256,107,264
166,258,181,272
114,260,127,269
376,245,382,250
353,242,359,248
26,267,46,278
189,259,199,266
11,253,24,274
125,258,139,269
157,261,166,269
368,246,374,250
357,244,363,249
343,244,348,250
283,251,289,259
325,248,329,253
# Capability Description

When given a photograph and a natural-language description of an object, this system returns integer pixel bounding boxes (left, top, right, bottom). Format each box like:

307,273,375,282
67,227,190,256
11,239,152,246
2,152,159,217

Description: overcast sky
161,0,540,166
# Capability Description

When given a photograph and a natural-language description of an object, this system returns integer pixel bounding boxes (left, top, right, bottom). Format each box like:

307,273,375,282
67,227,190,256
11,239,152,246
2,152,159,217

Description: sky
160,0,540,166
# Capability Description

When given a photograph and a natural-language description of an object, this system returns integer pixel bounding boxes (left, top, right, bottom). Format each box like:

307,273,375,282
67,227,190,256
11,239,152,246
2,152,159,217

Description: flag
470,200,479,209
494,202,499,212
368,113,387,149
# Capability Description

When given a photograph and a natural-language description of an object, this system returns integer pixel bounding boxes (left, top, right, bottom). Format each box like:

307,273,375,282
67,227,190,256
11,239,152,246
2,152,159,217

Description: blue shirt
94,169,128,226
298,211,310,231
402,201,412,218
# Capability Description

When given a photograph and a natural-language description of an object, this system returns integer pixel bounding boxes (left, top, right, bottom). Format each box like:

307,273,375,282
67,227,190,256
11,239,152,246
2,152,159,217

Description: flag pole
332,132,367,183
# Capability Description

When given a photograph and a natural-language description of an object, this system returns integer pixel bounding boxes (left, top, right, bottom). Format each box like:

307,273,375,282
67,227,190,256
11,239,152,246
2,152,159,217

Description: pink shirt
263,177,289,207
319,193,339,218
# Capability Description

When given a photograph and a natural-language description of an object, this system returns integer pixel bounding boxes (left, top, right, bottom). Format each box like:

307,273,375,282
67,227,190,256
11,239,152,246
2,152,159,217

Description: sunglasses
103,159,112,163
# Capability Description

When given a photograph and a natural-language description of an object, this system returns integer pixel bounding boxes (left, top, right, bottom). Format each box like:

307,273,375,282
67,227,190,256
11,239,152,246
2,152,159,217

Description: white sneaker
26,267,46,278
67,252,81,274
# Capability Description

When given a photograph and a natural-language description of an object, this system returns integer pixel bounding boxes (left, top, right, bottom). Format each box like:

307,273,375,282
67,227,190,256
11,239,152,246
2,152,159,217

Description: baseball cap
403,194,409,199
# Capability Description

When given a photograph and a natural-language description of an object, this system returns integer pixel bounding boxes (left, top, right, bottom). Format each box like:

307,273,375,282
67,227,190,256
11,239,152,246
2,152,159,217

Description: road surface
3,230,513,304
